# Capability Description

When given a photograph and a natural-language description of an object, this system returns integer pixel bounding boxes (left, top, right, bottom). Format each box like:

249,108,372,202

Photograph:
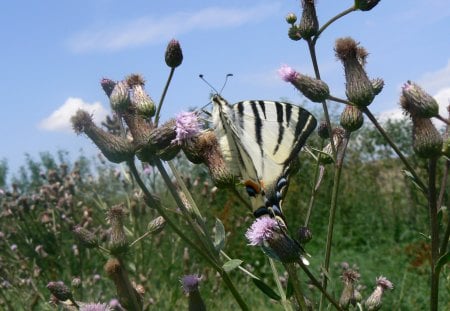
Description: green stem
304,140,324,227
284,263,307,311
362,106,428,194
307,40,336,159
269,258,292,311
428,158,440,311
128,159,249,310
297,260,343,310
154,67,175,126
319,132,350,311
312,6,356,45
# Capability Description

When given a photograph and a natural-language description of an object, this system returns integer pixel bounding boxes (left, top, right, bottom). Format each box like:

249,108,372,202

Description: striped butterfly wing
212,95,317,222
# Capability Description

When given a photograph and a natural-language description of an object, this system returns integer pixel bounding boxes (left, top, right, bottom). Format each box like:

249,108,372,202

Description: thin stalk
284,263,307,311
312,6,356,45
155,160,217,256
269,258,293,311
128,159,249,310
297,260,343,310
319,133,350,311
436,114,450,126
304,140,324,227
307,40,336,159
154,67,175,126
428,158,440,311
362,106,428,194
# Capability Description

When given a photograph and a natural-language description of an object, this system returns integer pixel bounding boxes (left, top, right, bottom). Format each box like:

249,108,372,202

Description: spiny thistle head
297,226,312,244
46,281,73,301
172,111,202,145
73,225,98,249
165,39,183,68
288,25,302,41
278,65,330,102
246,217,302,263
106,205,129,255
109,80,131,113
101,78,117,98
411,116,442,158
364,276,393,311
299,0,319,39
335,37,375,107
400,81,439,118
79,303,110,311
181,275,206,311
356,0,381,11
126,75,155,118
340,105,364,132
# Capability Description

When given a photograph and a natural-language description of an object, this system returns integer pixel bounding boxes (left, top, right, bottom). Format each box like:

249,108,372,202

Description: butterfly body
211,95,317,224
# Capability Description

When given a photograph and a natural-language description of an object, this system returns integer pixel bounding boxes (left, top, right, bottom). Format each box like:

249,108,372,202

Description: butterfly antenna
219,73,233,94
198,74,218,94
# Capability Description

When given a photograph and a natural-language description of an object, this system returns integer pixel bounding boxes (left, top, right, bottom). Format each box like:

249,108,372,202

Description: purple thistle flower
376,276,394,290
245,217,278,246
172,111,201,144
80,303,110,311
181,275,202,294
278,64,298,82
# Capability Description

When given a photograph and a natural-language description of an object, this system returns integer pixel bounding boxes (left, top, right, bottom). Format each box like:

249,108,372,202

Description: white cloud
67,4,278,53
418,59,450,95
38,97,109,132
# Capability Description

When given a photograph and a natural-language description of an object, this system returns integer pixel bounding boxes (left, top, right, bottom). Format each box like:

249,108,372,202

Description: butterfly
211,94,317,226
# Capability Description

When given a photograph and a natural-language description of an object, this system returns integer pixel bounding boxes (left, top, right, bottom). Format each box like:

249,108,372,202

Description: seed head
47,281,73,301
73,225,99,248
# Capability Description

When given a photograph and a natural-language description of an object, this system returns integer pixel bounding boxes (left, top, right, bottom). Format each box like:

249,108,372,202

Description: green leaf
222,259,243,272
252,278,281,301
213,218,226,252
435,251,450,275
286,280,293,299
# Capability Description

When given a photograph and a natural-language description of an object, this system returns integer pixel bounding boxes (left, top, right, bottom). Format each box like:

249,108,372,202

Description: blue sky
1,0,450,178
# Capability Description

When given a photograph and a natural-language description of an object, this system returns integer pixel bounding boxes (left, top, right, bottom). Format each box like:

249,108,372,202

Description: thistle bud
371,78,384,95
340,105,364,132
73,225,98,248
356,0,381,11
285,12,297,24
318,142,334,164
110,81,131,113
107,205,129,255
47,281,73,302
400,81,439,118
339,269,360,309
147,216,166,234
412,116,442,158
335,37,374,107
288,25,302,41
101,78,117,98
71,110,135,163
136,119,178,163
278,65,329,102
317,121,330,139
318,127,346,164
181,275,206,311
364,276,393,311
127,74,156,118
299,0,319,39
165,39,183,68
297,226,312,244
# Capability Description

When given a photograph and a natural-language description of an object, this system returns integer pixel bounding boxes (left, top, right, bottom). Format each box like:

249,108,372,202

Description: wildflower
400,81,439,118
299,0,319,39
278,65,330,102
245,217,278,246
364,276,393,310
335,37,375,107
109,299,125,311
71,277,81,288
172,111,201,144
10,244,18,252
181,275,206,311
411,116,442,158
47,281,73,302
80,303,110,311
246,217,304,263
165,39,183,68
